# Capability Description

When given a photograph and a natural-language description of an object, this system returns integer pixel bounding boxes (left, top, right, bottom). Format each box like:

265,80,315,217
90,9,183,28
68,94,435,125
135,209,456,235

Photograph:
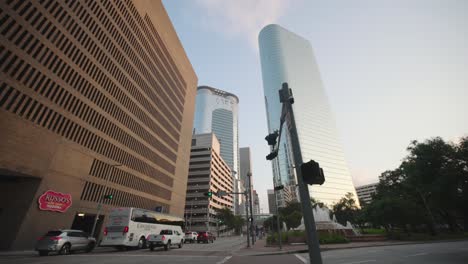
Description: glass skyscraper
193,86,241,212
259,24,358,206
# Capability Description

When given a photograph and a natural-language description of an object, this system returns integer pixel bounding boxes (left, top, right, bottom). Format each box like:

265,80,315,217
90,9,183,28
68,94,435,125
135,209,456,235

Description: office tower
238,147,254,215
259,24,359,207
356,182,378,205
267,189,278,214
185,133,234,232
252,190,260,216
193,86,241,213
0,0,197,249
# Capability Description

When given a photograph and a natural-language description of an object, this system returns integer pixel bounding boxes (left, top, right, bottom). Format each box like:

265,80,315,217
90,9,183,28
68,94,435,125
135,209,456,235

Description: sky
162,0,468,213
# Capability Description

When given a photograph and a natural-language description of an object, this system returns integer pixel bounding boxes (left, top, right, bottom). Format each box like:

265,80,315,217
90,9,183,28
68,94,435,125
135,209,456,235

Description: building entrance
71,212,105,239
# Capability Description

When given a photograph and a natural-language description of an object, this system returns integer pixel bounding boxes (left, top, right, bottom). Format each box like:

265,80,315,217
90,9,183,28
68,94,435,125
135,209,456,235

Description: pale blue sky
162,0,468,212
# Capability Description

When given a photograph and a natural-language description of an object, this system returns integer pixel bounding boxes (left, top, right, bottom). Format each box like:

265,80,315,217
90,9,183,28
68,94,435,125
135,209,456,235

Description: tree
365,136,468,235
455,136,468,230
264,215,281,232
332,192,359,226
310,197,328,209
214,207,245,234
278,201,303,229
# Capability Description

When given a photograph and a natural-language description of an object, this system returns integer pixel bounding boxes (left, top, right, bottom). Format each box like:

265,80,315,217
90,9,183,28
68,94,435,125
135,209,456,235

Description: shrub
362,228,386,235
318,233,349,244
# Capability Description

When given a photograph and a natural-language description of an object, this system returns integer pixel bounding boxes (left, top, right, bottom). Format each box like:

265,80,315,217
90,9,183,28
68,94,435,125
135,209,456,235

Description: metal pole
282,83,322,264
245,192,250,248
247,172,255,245
207,199,210,232
274,188,282,250
90,163,121,238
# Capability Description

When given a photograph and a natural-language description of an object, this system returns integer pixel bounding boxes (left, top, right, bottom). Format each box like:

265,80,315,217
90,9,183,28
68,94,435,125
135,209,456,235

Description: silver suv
35,230,96,256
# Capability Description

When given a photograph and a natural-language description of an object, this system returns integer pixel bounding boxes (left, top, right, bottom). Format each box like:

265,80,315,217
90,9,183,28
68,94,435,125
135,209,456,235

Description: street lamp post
90,163,121,238
244,192,250,248
274,187,283,250
247,172,255,245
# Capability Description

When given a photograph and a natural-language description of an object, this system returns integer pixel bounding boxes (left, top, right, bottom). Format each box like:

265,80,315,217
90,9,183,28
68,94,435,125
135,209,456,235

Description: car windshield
160,230,171,235
45,231,62,236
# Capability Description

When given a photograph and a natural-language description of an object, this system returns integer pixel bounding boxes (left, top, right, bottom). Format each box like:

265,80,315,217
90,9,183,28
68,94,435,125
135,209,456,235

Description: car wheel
137,237,146,249
178,241,183,248
38,251,48,256
85,242,95,253
149,244,155,251
59,243,71,255
164,241,171,251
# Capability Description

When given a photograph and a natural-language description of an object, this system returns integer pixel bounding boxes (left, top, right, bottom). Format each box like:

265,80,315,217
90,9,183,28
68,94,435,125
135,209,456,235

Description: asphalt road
296,240,468,264
1,239,467,264
0,236,246,264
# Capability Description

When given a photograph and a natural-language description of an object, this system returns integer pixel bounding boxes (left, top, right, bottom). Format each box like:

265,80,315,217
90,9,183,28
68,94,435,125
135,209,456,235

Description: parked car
184,231,198,243
35,230,96,256
197,231,215,243
147,228,184,251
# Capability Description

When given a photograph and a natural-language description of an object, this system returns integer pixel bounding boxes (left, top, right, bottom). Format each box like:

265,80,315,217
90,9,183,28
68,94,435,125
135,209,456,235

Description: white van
100,207,184,249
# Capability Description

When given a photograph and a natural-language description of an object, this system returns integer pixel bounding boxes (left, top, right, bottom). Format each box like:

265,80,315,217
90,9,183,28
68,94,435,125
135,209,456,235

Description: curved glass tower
259,24,358,206
193,86,241,212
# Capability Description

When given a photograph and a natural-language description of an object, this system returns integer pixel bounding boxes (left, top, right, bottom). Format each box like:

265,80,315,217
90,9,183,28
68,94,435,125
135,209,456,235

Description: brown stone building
185,133,233,232
0,0,197,249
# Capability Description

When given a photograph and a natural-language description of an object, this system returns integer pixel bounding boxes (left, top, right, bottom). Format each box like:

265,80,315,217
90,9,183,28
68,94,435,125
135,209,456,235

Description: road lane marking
294,254,307,263
217,256,232,264
340,260,377,264
405,252,428,257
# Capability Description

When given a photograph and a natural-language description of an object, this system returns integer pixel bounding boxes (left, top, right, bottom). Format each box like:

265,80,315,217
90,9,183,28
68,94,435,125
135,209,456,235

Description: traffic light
204,191,213,197
301,160,325,185
103,194,113,200
274,185,284,191
266,150,278,160
265,130,279,146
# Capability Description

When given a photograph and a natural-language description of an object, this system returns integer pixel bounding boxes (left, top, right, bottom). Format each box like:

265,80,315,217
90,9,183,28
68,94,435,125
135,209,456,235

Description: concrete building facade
356,182,378,205
184,133,234,232
252,190,260,216
0,0,197,249
267,189,277,215
259,24,359,207
193,86,241,213
238,147,253,215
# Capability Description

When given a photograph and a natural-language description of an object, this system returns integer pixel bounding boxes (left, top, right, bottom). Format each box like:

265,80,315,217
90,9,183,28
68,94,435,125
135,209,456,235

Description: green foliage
332,192,359,226
278,201,303,230
318,233,349,244
214,207,244,234
263,215,281,232
363,136,468,234
266,231,289,244
361,228,386,235
266,230,348,245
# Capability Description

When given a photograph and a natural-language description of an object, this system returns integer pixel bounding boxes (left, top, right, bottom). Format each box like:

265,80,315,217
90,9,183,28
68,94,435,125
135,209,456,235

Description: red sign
38,190,72,213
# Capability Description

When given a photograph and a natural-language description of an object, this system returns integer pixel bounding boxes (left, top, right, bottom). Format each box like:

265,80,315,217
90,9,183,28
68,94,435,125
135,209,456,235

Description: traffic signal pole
247,172,255,245
280,83,322,264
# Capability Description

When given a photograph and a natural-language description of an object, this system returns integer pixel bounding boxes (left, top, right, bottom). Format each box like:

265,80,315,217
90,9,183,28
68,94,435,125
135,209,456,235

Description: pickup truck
147,229,184,251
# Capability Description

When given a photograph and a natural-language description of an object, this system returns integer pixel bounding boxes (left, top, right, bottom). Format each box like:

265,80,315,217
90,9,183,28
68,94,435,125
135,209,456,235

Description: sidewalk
235,237,467,256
